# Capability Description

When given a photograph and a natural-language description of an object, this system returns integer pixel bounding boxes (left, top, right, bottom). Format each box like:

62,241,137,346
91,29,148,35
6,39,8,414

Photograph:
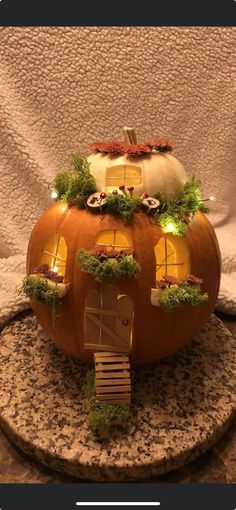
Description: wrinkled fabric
0,26,235,327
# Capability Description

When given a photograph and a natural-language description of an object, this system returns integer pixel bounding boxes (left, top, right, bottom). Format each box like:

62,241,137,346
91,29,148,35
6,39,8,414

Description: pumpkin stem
123,126,137,145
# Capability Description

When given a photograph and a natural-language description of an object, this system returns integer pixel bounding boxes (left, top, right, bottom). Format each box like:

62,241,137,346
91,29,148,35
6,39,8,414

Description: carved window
155,234,190,281
40,234,67,277
96,230,132,250
105,165,142,192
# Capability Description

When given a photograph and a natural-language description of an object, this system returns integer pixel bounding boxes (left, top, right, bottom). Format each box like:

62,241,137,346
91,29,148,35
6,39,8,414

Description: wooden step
96,378,130,386
96,371,130,379
94,351,127,358
94,351,131,407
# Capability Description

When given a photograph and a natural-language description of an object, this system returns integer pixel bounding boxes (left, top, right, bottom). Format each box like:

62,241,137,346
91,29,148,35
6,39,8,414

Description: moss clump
18,276,60,325
89,404,129,430
54,154,96,207
77,249,141,283
84,371,129,431
158,212,187,237
154,176,209,236
106,193,142,223
159,283,208,310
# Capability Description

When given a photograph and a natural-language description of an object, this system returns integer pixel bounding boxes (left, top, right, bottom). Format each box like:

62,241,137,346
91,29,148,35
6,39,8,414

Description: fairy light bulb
51,190,58,199
52,266,58,273
164,223,175,233
209,195,215,201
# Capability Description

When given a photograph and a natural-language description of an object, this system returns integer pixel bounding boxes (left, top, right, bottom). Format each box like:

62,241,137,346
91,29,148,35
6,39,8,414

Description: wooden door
84,286,133,353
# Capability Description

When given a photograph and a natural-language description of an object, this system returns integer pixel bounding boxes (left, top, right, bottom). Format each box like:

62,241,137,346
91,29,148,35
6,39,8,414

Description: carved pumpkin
88,144,187,198
88,128,187,196
26,201,221,365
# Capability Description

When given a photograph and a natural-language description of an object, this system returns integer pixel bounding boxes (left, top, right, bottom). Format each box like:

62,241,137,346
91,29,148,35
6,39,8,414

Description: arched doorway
84,286,134,353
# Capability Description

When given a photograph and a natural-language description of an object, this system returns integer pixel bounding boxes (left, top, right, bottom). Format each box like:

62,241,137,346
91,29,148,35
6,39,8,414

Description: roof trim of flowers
89,139,173,157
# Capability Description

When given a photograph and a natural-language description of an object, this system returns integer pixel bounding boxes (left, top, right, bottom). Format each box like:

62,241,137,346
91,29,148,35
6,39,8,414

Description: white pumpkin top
87,152,188,198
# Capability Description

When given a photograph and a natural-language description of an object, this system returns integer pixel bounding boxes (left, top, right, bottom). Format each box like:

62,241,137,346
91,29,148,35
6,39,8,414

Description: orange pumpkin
26,201,221,366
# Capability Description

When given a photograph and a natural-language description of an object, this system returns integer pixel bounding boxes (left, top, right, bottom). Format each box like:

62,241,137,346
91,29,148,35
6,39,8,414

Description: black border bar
0,483,236,510
0,0,236,26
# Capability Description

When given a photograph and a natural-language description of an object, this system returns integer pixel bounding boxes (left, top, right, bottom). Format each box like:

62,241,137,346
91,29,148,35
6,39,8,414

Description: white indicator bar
76,503,161,507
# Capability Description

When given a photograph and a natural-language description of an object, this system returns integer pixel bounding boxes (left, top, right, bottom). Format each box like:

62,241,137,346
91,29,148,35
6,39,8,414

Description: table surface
0,310,236,484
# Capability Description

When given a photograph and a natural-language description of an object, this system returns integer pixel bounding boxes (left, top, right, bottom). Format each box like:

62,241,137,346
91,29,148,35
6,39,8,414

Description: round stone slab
0,312,235,482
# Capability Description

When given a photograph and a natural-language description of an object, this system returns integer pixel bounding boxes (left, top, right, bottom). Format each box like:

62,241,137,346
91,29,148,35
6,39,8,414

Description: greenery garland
77,248,141,283
154,176,209,236
106,193,142,222
18,276,61,325
54,155,96,207
159,283,208,310
53,154,209,235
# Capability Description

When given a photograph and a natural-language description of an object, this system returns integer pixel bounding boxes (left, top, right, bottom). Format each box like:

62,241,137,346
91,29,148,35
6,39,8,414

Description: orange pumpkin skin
26,201,221,366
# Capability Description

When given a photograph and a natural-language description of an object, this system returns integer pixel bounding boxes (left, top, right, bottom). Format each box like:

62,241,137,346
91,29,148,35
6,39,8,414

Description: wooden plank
94,351,127,357
96,393,131,401
96,385,131,394
95,371,130,379
96,399,130,406
95,356,129,363
85,292,102,345
96,378,130,387
87,314,128,348
95,363,130,371
85,343,129,353
86,307,128,318
101,286,117,345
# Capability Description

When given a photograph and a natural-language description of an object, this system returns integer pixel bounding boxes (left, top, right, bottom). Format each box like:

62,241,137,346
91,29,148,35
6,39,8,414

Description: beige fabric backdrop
0,26,236,324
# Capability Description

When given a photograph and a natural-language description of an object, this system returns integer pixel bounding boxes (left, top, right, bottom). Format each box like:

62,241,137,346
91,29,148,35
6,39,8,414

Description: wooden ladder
94,351,131,407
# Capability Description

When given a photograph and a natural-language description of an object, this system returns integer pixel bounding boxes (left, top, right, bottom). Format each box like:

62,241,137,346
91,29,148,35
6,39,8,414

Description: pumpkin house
23,127,221,413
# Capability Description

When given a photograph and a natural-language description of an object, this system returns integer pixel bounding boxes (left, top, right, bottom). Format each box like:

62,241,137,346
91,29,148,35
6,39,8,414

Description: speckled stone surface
0,313,235,482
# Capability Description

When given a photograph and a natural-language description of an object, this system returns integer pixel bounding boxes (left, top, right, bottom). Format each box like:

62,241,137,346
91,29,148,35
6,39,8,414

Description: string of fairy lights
48,181,216,235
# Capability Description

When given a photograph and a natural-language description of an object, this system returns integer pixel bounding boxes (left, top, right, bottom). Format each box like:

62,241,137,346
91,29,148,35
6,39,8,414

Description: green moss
84,370,96,400
54,154,96,206
18,276,60,325
89,404,129,430
77,249,141,283
159,283,208,310
154,176,209,236
106,193,142,223
158,212,187,237
84,371,129,431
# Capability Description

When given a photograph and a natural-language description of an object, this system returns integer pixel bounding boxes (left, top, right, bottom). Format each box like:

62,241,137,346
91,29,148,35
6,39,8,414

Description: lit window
155,234,190,281
40,234,67,277
105,165,142,192
96,230,132,250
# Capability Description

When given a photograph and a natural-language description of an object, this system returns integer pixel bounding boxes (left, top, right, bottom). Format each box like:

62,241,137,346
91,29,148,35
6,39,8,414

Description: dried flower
90,141,151,157
156,279,168,289
187,274,203,285
33,263,50,274
49,272,64,283
91,246,107,257
145,139,173,152
107,249,119,258
125,143,151,157
164,275,181,286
